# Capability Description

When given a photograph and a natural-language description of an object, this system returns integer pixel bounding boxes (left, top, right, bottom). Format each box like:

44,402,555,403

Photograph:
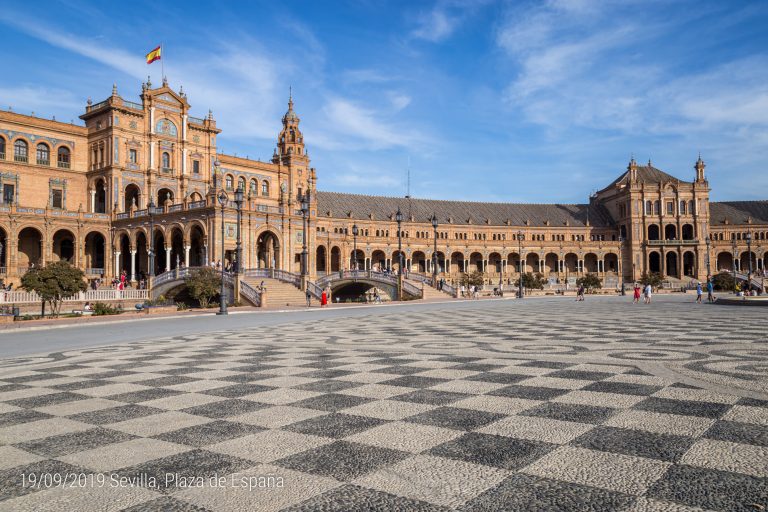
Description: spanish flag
146,45,162,64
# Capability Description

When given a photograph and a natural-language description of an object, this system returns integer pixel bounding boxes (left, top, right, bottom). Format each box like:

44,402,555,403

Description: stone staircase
406,279,452,300
241,277,312,307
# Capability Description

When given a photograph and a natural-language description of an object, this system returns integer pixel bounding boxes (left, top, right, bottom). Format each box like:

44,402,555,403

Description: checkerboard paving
0,343,766,511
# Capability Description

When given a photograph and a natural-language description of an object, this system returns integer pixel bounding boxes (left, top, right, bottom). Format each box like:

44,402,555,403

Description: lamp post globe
217,190,228,315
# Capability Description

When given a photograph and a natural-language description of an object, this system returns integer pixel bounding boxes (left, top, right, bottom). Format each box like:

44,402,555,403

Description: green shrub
176,302,189,311
93,302,121,316
576,273,602,291
711,272,735,292
185,268,220,308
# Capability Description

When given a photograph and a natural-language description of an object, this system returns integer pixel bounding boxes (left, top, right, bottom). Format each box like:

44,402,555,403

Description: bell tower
694,153,706,183
277,89,306,160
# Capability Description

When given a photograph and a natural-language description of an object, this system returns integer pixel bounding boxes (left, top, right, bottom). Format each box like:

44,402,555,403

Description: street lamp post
732,238,737,277
705,235,711,279
746,231,753,291
431,214,438,287
234,185,244,274
300,192,309,287
396,208,403,301
518,230,524,299
619,236,625,295
148,199,156,277
217,190,228,315
352,224,359,272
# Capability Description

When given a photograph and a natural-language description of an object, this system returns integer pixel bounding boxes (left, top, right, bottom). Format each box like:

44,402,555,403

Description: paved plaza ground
0,295,766,511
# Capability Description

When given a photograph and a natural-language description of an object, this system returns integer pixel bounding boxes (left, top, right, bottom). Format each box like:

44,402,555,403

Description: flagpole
161,42,165,82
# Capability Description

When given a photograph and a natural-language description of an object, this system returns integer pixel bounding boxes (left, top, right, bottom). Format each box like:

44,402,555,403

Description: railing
0,289,149,304
85,268,105,276
316,270,422,297
152,266,235,288
441,282,456,296
123,100,143,110
149,206,164,215
239,280,262,306
14,155,28,163
243,268,301,287
0,267,6,275
116,212,130,220
189,116,205,125
733,271,765,291
37,159,50,166
169,204,184,212
57,161,70,169
306,281,323,299
0,152,5,160
89,100,109,111
161,167,174,174
189,200,207,209
646,239,699,246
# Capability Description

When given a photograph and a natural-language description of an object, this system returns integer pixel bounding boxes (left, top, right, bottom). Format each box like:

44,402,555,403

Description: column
90,189,96,213
464,259,469,273
203,244,208,266
114,251,121,277
165,247,171,272
182,114,188,141
130,250,136,282
149,142,156,169
184,245,190,267
182,148,188,175
149,107,156,133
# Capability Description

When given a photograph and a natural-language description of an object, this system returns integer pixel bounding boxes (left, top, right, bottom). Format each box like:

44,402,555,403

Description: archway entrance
94,180,107,213
371,250,386,272
189,225,206,267
170,228,184,270
153,231,166,274
316,246,327,273
52,229,76,263
683,251,695,277
649,251,661,274
84,232,105,275
158,188,174,207
18,227,43,269
330,246,341,272
125,184,140,211
666,251,678,277
257,231,280,269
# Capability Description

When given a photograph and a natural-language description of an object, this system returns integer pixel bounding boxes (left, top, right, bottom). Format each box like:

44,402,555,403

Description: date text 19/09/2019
22,472,285,491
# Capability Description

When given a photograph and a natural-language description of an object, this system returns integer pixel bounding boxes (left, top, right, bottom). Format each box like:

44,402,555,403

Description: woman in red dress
321,290,328,307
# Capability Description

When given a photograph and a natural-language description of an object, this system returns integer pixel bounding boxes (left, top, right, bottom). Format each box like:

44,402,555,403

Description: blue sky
1,0,767,203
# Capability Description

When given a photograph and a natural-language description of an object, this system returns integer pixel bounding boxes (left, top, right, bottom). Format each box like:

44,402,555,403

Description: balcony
58,160,71,169
161,167,174,174
37,159,50,166
14,155,28,163
647,239,699,246
0,152,4,160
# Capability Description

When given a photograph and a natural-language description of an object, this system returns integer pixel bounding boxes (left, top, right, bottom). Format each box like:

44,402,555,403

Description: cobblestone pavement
0,296,766,511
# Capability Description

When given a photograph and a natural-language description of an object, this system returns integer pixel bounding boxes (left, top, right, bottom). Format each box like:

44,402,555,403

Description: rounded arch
169,227,184,270
0,135,6,158
157,188,174,206
584,253,598,273
666,251,678,277
316,245,327,273
371,249,386,272
664,224,677,240
412,250,427,273
740,251,757,272
647,224,660,241
563,253,578,273
681,224,694,240
161,151,171,170
255,228,281,269
237,176,246,192
125,184,141,210
544,252,558,274
450,251,465,273
330,246,341,272
13,138,29,162
525,253,539,274
488,252,502,273
183,220,208,241
188,191,203,202
56,145,71,168
649,251,661,274
52,229,76,262
225,174,234,191
249,179,258,197
604,252,618,273
683,251,696,277
0,225,7,269
261,180,270,197
84,231,106,275
469,252,483,273
188,223,206,267
716,252,733,272
36,142,51,165
507,252,521,272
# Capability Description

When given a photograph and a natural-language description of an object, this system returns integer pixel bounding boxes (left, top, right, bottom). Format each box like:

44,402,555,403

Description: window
261,181,269,196
225,175,234,190
2,184,14,204
250,179,257,195
653,201,660,215
238,177,246,192
666,202,674,215
14,140,28,162
0,137,5,158
161,152,171,171
679,200,686,215
57,147,71,168
129,149,138,164
192,160,200,174
36,143,50,165
51,189,63,209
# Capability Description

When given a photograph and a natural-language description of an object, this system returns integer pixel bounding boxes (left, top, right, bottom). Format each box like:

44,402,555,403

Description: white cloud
0,86,81,115
411,0,492,43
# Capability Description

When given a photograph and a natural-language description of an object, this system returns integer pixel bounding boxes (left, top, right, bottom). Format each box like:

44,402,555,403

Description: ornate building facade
0,80,766,292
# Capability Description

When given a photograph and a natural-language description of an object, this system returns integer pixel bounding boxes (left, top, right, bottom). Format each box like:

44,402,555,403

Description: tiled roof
710,201,768,226
607,165,682,188
315,191,615,228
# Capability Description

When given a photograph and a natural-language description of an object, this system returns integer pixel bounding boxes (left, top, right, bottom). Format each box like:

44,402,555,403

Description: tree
21,261,86,317
639,272,663,289
576,273,602,292
516,272,546,292
459,271,485,288
185,267,220,308
711,272,735,292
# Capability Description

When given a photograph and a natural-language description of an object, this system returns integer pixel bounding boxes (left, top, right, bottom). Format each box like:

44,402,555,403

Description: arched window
688,200,695,215
645,201,652,215
225,175,234,190
14,140,28,162
250,179,258,195
57,147,71,168
36,143,50,165
0,137,5,159
238,177,246,192
261,181,269,196
161,152,170,171
679,200,686,215
653,200,660,215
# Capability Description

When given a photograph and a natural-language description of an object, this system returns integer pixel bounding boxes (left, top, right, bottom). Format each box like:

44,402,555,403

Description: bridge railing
0,289,149,304
306,281,323,299
733,271,765,291
239,280,261,307
243,268,301,287
316,270,422,297
441,282,456,296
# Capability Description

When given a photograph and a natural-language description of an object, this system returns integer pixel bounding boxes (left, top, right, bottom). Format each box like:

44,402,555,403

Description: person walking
633,283,641,304
321,289,328,307
696,282,703,304
305,288,312,308
707,279,715,303
644,283,652,304
577,284,585,301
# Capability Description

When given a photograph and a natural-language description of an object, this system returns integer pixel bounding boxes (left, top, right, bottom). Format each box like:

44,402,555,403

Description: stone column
130,250,136,282
90,189,96,213
165,247,171,272
114,251,121,277
203,243,208,266
184,245,190,267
